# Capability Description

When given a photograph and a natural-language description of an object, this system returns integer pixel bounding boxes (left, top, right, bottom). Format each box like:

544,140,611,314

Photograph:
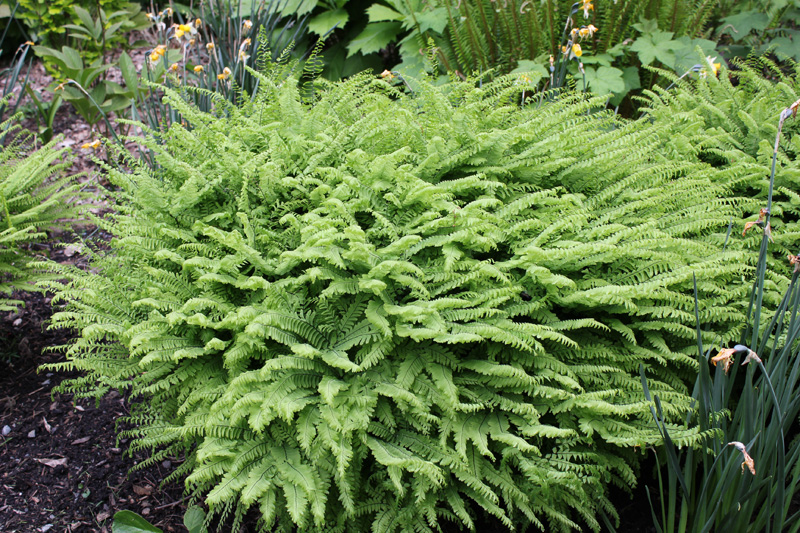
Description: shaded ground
0,290,187,533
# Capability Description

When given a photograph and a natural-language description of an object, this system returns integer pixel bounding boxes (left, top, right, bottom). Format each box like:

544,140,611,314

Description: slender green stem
61,79,123,148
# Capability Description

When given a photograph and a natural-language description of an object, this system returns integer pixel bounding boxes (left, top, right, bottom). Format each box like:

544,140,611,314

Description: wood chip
70,437,91,445
42,417,52,433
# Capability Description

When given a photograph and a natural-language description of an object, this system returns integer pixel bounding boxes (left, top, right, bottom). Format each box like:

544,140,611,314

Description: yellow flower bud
81,140,101,150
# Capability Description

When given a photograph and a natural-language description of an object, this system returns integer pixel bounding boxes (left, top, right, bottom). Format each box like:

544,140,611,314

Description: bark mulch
0,289,186,533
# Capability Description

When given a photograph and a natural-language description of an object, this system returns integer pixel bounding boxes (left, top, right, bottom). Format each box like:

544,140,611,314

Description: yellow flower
238,50,250,63
163,7,173,17
579,24,598,39
218,67,232,80
54,82,65,92
582,0,594,18
704,56,722,78
380,69,395,81
169,62,180,72
789,254,800,273
572,44,583,58
240,38,252,50
743,207,770,238
561,45,568,55
81,140,101,150
194,65,204,73
242,19,253,32
790,98,800,118
728,442,756,475
195,18,202,28
206,42,215,52
711,347,735,374
24,40,34,46
742,220,760,236
173,20,199,42
742,350,761,365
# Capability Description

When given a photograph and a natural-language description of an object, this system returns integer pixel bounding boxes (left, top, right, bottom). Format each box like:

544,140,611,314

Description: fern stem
546,0,557,54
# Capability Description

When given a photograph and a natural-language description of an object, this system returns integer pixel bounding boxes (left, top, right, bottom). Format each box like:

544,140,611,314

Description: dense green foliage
43,68,784,532
642,86,800,533
15,0,140,47
354,0,722,106
0,121,79,311
715,0,800,61
641,59,800,267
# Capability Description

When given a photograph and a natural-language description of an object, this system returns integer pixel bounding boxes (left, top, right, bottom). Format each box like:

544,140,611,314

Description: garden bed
0,289,186,533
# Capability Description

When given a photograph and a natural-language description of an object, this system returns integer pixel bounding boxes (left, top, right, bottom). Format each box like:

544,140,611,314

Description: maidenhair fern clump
0,121,79,311
43,69,766,532
641,58,800,264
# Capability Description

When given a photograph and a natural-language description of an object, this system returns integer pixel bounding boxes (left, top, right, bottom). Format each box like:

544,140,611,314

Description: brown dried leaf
133,485,152,496
34,457,68,468
63,244,83,257
71,437,91,445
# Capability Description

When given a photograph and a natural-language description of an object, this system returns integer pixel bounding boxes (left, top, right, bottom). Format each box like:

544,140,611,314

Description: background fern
0,119,80,312
414,0,717,76
640,58,800,284
41,67,787,532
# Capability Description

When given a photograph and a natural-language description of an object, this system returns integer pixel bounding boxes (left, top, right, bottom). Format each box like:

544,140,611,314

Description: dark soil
0,289,187,533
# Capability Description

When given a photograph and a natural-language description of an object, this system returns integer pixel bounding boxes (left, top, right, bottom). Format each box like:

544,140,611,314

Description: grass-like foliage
641,93,800,533
0,119,79,312
42,68,771,532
